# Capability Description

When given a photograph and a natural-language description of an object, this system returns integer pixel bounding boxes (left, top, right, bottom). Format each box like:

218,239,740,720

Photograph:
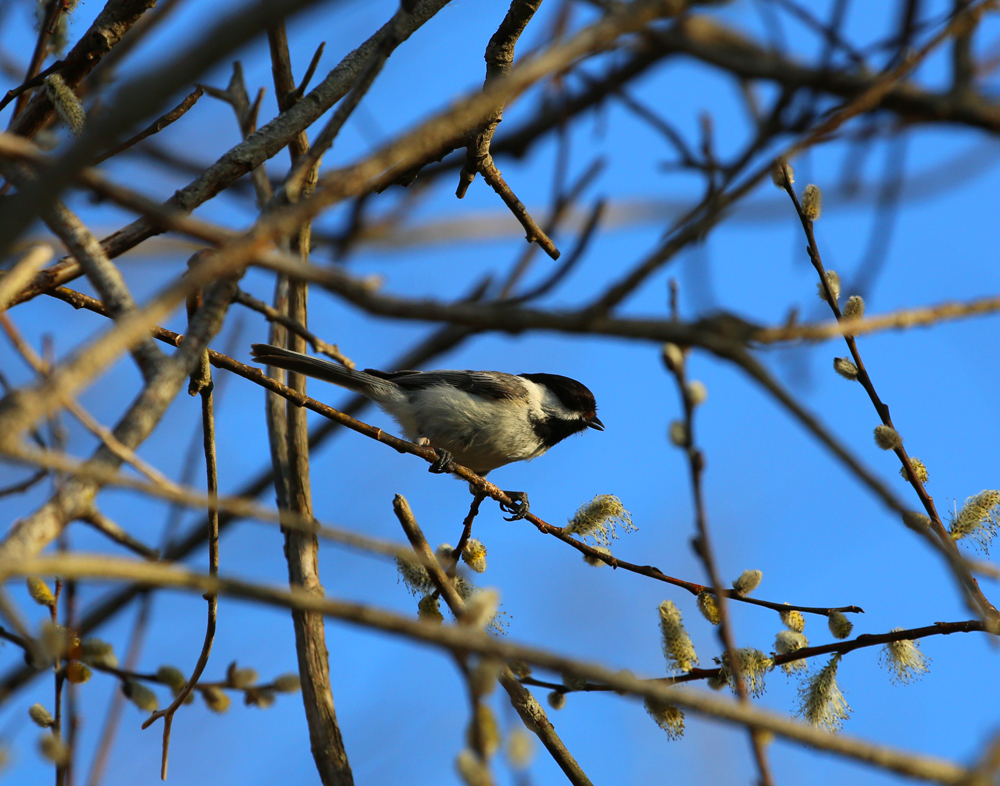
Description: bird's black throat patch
521,373,598,448
528,411,590,448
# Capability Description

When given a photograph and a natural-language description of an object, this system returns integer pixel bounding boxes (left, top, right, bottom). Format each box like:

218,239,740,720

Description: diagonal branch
394,495,594,786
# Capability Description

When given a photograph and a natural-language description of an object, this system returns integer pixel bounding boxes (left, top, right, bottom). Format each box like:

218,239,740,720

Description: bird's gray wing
365,369,525,401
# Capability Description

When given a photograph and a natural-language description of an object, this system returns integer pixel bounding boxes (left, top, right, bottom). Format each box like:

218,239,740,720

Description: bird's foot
428,448,454,474
500,491,530,521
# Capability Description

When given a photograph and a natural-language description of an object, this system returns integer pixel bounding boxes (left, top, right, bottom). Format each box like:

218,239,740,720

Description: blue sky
2,1,1000,784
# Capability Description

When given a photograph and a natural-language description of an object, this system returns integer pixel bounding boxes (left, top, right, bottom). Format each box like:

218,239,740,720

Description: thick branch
6,554,973,786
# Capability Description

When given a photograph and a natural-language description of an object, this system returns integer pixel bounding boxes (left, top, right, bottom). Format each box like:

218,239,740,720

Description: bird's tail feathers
249,344,395,399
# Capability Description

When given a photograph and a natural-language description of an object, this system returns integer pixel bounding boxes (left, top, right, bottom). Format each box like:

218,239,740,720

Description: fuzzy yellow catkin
122,680,158,712
81,638,118,669
771,158,794,188
775,630,809,675
227,663,258,689
873,425,902,450
802,184,822,219
644,698,685,740
687,380,708,406
27,576,55,607
732,569,763,596
44,73,85,137
668,420,687,446
418,594,443,624
461,539,487,573
156,665,187,695
900,457,929,484
506,728,535,770
456,750,492,786
662,343,684,372
722,648,771,698
65,662,92,684
842,295,865,319
658,600,698,672
696,591,721,625
902,511,931,532
828,611,854,639
201,685,230,713
40,622,68,661
245,688,275,709
462,588,500,629
470,659,501,697
879,630,930,684
453,574,477,601
798,654,851,731
157,666,195,703
272,673,301,693
949,490,1000,547
780,607,806,633
466,704,500,759
565,495,635,547
29,703,54,728
833,357,859,380
775,630,808,655
396,556,435,596
39,734,70,767
36,0,78,55
583,545,612,566
818,270,840,302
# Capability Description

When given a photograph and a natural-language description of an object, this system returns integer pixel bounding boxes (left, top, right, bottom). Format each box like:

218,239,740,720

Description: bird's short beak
585,415,605,431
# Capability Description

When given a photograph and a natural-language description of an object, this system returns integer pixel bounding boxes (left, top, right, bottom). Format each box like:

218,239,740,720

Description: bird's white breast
378,378,551,474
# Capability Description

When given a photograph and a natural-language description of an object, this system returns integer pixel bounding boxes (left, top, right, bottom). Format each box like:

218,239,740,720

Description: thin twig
497,156,605,300
779,167,999,628
456,0,543,198
665,326,774,786
0,468,48,498
76,505,160,561
282,28,393,202
234,288,353,365
525,618,981,693
91,87,205,166
505,198,605,304
9,0,64,119
477,153,560,259
291,42,326,101
451,493,486,575
142,365,220,781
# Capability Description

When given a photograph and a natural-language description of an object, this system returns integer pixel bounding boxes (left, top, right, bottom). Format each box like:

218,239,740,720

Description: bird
250,343,604,519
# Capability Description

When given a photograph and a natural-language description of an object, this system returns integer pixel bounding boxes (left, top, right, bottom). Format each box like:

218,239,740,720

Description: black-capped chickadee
250,343,604,519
